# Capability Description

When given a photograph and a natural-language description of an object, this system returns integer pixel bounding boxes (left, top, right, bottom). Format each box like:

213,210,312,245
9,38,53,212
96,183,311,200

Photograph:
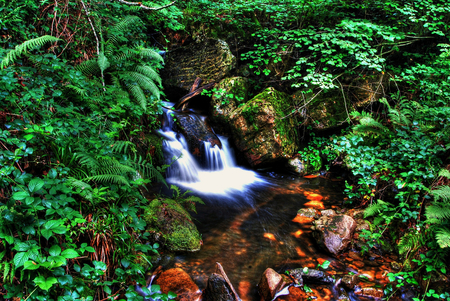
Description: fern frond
65,177,94,201
436,227,450,248
439,169,450,179
128,84,147,111
87,174,130,186
111,141,135,154
107,16,143,46
353,116,389,136
135,65,162,85
136,47,164,63
431,185,450,203
122,71,160,99
76,59,100,77
127,154,166,184
0,35,61,68
364,199,393,218
398,232,420,255
426,203,450,221
66,85,88,97
75,152,100,169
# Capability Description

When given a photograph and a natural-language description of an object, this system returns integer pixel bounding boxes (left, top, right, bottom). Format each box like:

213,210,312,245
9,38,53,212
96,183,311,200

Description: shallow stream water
172,175,344,300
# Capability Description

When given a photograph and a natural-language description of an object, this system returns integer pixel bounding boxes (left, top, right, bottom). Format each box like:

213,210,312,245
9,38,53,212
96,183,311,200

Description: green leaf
49,245,61,256
168,291,177,299
12,191,30,200
58,274,73,286
23,225,35,235
121,258,131,268
61,249,79,259
29,178,44,193
48,169,57,179
24,260,40,270
34,276,58,291
23,134,34,141
41,229,53,240
93,261,107,270
14,252,30,267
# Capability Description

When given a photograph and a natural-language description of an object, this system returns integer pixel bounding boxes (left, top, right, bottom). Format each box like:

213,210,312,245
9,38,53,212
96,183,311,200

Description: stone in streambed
202,273,236,301
258,268,291,301
154,268,202,301
313,215,357,256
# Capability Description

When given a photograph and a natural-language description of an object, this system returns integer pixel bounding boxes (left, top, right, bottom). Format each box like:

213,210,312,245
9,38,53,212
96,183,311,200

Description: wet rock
258,268,292,301
176,113,222,160
297,208,320,219
314,215,357,256
202,273,236,301
355,219,370,231
143,198,202,252
321,209,336,217
341,274,358,290
353,285,384,299
289,268,334,286
353,261,365,268
154,268,202,301
227,87,298,167
287,157,306,175
336,286,351,300
161,39,236,92
348,251,363,261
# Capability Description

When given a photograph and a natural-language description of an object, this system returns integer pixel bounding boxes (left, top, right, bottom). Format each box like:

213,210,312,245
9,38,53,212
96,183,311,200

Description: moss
143,198,201,252
249,87,298,156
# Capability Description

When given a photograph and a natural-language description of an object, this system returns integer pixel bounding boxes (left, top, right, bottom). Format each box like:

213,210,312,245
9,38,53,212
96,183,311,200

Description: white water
158,104,266,195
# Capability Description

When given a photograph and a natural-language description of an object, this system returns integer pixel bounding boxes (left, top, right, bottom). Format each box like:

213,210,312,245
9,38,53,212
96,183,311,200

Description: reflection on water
171,176,343,301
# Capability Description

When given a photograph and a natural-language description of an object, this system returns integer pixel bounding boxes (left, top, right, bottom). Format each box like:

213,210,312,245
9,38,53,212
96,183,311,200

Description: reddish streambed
168,175,398,301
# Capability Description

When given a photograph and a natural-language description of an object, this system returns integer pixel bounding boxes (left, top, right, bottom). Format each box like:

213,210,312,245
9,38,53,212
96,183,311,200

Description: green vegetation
1,0,450,299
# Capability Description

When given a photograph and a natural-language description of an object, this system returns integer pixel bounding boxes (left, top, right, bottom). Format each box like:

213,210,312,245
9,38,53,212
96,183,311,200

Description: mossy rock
293,90,352,130
228,87,299,167
161,39,236,92
210,77,249,130
143,198,202,252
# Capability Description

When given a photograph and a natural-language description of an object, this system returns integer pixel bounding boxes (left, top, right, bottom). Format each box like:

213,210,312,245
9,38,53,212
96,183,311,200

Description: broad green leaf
34,276,57,291
61,249,79,259
58,274,73,286
24,260,40,270
49,245,61,256
12,191,30,201
29,178,44,193
41,229,53,240
93,260,107,270
13,252,30,267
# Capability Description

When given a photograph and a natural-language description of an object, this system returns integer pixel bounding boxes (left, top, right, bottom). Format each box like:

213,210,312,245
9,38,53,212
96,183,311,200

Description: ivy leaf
41,229,53,240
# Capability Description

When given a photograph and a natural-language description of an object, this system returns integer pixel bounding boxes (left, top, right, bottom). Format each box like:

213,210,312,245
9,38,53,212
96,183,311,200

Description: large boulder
227,87,298,167
143,198,202,252
161,39,236,92
313,215,356,256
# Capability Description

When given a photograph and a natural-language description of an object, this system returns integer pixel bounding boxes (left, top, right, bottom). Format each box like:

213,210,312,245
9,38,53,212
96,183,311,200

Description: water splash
159,103,266,195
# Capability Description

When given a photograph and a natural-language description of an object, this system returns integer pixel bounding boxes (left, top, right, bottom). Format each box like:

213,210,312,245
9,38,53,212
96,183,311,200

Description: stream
155,104,390,301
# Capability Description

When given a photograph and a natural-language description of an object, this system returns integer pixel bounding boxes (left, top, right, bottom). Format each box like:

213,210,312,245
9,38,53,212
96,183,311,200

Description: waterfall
158,103,266,195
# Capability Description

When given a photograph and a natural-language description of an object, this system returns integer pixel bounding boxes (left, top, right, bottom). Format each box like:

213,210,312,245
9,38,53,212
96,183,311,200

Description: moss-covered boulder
143,198,202,252
210,77,249,131
161,39,236,92
227,87,298,167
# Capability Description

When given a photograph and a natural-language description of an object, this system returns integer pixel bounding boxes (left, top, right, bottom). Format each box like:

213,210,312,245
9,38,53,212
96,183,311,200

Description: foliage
0,0,186,299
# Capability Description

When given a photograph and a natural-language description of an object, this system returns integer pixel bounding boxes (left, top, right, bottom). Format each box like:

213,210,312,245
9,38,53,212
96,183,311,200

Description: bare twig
115,0,177,11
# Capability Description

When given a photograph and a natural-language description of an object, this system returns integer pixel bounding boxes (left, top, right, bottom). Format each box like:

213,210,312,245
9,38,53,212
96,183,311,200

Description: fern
128,84,148,110
111,141,135,154
398,232,420,255
122,71,161,97
66,177,94,202
439,169,450,179
0,35,61,68
135,65,162,85
431,185,450,203
426,203,450,222
364,199,393,218
436,227,450,248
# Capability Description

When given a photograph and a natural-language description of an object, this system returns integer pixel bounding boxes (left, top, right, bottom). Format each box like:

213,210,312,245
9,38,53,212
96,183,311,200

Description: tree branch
115,0,177,11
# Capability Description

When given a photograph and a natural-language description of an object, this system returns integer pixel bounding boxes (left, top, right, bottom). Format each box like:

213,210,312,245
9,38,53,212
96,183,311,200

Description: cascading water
158,103,266,196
